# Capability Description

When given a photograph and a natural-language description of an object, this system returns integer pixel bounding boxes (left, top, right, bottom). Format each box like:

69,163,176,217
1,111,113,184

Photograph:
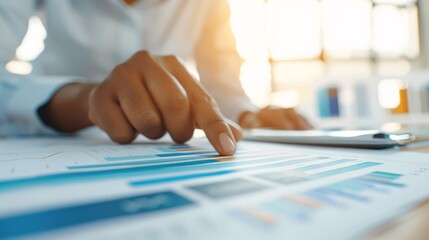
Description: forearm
38,83,96,133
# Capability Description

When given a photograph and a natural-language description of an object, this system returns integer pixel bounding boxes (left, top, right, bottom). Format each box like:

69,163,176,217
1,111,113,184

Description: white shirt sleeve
0,1,75,136
194,0,259,123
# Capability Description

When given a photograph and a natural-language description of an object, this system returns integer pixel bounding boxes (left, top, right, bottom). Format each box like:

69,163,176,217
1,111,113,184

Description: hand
238,106,312,130
39,51,241,155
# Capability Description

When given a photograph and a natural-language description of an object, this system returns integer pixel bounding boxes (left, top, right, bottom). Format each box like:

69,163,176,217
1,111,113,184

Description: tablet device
243,129,415,149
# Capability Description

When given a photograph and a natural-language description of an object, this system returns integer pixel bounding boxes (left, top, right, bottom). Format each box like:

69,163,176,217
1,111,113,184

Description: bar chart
0,143,383,193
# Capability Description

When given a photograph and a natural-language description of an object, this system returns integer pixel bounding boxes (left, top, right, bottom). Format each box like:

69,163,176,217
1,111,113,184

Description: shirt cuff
5,76,79,135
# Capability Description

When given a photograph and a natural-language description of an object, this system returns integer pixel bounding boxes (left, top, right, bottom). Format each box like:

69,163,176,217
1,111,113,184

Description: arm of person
39,53,242,156
194,0,312,130
0,2,240,155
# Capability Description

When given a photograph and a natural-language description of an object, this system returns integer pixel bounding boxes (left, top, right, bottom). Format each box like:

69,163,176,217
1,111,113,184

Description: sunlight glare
228,0,269,60
322,0,371,59
373,5,419,58
268,0,321,60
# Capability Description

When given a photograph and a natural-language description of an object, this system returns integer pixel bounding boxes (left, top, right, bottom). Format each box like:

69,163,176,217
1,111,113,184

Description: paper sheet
1,132,429,240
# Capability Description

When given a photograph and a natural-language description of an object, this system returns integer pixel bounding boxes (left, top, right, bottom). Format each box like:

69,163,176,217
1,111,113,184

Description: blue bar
0,159,217,191
69,155,207,169
155,144,195,152
105,154,155,161
155,150,217,158
347,179,389,193
329,182,366,192
357,177,406,188
167,144,192,149
105,149,217,161
130,170,234,186
154,147,177,152
311,162,382,179
295,159,354,171
0,191,194,239
366,171,402,180
155,144,194,152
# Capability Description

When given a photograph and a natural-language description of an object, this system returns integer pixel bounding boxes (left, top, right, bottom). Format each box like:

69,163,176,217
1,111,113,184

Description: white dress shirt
0,0,257,136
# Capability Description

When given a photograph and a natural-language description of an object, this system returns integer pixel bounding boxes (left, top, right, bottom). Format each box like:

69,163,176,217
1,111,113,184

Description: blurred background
5,0,429,131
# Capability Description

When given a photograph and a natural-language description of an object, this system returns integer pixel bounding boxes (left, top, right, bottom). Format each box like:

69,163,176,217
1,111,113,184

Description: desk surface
371,145,429,240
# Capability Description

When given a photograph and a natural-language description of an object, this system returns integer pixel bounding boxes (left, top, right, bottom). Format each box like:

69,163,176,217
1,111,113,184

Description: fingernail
218,132,236,154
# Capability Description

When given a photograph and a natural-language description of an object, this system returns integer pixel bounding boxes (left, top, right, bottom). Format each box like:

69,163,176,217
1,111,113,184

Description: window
229,0,420,108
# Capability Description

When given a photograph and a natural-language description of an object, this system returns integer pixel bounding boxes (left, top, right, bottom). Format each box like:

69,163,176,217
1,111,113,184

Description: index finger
160,56,237,155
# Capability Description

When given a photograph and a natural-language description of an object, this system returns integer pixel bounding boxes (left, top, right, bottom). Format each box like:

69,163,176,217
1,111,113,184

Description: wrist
39,83,96,133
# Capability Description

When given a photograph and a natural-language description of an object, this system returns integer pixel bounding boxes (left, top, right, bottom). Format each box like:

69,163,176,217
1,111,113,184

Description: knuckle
134,111,165,139
133,50,151,61
136,111,162,128
136,111,166,139
163,55,179,63
160,55,186,71
165,54,178,59
89,87,111,109
145,130,166,140
261,106,273,114
110,131,136,144
191,90,214,104
111,63,130,77
167,94,189,111
285,108,296,114
204,118,228,130
123,93,141,107
171,131,193,144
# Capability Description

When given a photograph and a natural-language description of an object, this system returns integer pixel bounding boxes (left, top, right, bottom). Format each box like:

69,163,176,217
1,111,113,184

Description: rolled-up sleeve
0,74,77,136
194,0,258,123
